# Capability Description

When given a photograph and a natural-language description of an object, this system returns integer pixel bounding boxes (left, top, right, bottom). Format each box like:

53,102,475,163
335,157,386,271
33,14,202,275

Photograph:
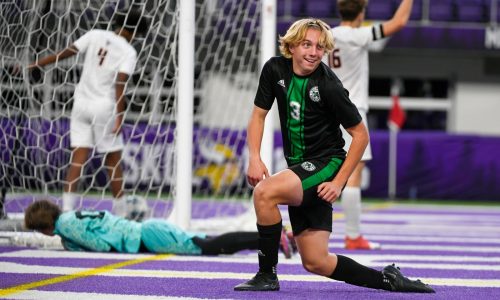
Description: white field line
2,290,202,300
0,262,499,288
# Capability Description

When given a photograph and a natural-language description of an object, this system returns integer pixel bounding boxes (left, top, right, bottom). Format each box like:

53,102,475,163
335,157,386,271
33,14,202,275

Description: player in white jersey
28,8,149,217
327,0,413,250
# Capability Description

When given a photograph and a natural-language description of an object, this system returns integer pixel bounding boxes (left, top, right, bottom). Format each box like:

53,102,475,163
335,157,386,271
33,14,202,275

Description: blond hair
279,18,334,58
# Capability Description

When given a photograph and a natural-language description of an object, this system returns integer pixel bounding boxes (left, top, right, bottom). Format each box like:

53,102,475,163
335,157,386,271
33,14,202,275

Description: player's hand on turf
317,181,342,203
246,158,269,187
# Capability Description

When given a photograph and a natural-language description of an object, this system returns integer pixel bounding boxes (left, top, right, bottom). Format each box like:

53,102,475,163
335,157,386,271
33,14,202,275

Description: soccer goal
0,0,276,237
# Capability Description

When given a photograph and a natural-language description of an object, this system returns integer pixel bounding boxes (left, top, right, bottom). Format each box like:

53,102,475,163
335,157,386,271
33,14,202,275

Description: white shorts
70,98,124,153
341,110,372,161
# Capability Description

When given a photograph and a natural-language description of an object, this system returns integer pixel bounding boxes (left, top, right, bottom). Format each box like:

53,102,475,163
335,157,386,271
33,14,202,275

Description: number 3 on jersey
328,49,341,68
290,101,301,120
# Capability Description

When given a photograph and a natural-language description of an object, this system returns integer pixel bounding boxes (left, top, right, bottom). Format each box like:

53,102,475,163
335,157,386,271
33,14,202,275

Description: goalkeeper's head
24,200,61,236
114,6,150,37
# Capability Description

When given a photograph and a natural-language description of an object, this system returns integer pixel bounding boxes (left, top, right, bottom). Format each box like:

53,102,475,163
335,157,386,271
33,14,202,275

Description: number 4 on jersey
98,48,108,66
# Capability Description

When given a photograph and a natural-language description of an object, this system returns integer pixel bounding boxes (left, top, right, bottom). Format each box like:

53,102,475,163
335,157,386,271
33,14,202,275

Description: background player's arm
113,72,130,134
246,105,270,186
317,121,369,202
28,45,79,69
382,0,413,37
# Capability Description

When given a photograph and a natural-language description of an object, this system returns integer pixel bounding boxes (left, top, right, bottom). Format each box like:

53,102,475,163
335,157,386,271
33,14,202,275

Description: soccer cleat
279,227,293,259
234,271,280,291
345,235,381,250
382,264,435,293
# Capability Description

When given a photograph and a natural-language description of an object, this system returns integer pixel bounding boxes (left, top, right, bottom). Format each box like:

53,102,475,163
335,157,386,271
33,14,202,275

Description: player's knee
301,258,323,275
253,182,275,208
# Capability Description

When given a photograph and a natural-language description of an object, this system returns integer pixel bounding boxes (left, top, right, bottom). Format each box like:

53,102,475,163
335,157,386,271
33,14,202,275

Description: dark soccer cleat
382,264,435,293
234,272,280,291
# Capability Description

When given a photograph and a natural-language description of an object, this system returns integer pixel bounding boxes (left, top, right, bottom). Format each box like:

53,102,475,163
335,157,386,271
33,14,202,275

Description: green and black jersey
254,56,361,166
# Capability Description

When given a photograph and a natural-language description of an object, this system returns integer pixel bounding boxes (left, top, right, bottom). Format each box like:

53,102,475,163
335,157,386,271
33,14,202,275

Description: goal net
0,0,265,239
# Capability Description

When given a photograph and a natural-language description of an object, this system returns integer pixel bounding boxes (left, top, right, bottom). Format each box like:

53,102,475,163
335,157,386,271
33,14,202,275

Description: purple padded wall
429,0,455,22
366,0,394,20
305,0,335,18
456,0,486,22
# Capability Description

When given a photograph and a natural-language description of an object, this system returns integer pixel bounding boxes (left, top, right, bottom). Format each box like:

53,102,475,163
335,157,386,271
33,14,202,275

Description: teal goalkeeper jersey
54,211,206,254
54,210,142,253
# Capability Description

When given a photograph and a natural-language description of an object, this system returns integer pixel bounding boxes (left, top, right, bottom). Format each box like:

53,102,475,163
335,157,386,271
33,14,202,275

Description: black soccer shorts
287,157,343,236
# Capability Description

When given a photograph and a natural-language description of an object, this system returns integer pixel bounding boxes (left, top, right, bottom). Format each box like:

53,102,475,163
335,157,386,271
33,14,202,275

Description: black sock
257,221,282,274
193,232,259,255
330,255,389,290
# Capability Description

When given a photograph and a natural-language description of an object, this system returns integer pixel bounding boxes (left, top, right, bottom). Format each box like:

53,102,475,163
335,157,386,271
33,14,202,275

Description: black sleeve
254,59,275,110
327,81,362,129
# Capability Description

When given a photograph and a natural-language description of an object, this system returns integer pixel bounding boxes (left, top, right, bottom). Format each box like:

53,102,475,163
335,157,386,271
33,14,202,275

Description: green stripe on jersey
302,158,343,190
286,75,308,164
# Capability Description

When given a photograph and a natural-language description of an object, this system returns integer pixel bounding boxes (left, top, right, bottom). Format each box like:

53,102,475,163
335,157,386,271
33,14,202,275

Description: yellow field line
0,253,172,297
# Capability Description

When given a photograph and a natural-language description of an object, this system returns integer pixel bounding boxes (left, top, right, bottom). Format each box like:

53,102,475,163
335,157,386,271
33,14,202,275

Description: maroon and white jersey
73,29,137,103
326,24,384,112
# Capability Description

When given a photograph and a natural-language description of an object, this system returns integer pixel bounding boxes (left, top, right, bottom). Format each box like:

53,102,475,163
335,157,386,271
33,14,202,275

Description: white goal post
173,0,277,230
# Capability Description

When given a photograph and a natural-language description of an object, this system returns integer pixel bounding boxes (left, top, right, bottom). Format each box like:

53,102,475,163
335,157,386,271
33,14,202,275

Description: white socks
112,195,128,217
62,192,79,211
341,186,362,239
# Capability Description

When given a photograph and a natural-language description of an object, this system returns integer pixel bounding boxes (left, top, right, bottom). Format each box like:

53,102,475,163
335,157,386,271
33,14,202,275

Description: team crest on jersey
301,161,316,172
309,86,320,102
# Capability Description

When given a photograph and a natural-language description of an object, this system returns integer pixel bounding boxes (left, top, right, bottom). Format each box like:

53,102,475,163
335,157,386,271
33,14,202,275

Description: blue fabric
54,210,141,253
140,219,206,255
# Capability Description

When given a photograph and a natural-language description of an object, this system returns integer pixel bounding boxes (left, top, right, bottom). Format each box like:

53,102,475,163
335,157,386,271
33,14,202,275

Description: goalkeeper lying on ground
24,199,294,257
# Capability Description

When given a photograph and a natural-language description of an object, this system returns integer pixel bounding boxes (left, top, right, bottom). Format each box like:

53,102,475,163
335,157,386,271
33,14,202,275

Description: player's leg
192,232,259,255
340,111,379,250
63,147,90,211
342,162,380,249
65,102,93,211
104,150,129,217
298,229,383,285
296,229,434,293
192,231,293,257
104,150,124,199
234,169,303,291
93,105,128,216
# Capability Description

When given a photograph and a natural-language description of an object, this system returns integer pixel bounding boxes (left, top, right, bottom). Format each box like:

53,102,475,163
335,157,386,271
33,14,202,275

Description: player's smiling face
290,28,325,76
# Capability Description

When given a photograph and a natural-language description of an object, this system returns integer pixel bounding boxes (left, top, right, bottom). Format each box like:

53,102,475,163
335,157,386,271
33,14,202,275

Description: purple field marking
34,276,500,299
0,257,128,268
0,273,55,289
0,246,30,253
